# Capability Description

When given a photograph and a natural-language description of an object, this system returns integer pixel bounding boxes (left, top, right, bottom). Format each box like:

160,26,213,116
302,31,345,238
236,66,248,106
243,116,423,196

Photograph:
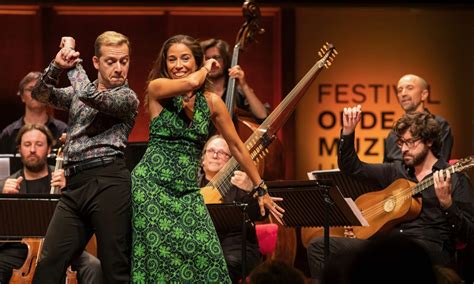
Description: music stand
0,194,60,240
307,169,378,199
207,202,249,281
266,180,366,263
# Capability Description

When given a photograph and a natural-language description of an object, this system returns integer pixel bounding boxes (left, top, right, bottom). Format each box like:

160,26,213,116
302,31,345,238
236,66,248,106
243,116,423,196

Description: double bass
221,0,284,181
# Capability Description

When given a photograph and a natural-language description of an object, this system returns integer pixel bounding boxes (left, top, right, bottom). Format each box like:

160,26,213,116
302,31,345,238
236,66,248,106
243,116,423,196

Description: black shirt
339,131,474,252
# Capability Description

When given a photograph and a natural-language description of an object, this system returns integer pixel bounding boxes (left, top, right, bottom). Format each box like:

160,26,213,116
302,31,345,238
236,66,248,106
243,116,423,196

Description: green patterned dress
131,92,231,283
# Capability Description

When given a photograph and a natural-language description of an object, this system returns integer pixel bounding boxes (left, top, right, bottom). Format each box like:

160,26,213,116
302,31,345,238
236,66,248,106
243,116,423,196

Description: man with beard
200,39,268,126
0,124,102,283
307,106,474,283
0,71,67,155
384,74,453,163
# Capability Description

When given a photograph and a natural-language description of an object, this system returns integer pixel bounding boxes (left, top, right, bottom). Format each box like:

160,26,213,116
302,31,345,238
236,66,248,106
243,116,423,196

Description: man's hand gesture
54,36,81,69
342,105,362,135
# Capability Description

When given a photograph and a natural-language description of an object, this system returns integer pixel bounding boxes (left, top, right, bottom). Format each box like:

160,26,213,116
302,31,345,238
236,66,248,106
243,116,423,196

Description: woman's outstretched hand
258,193,284,225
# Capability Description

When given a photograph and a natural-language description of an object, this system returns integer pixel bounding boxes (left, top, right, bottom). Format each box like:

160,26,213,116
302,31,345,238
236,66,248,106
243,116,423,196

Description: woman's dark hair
145,35,205,106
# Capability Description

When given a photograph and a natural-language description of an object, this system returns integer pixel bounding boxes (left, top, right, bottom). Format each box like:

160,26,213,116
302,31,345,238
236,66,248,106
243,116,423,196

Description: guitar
201,42,337,203
301,156,474,247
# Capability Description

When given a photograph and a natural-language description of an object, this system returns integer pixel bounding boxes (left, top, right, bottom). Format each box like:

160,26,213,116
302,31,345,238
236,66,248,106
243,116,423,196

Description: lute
201,43,338,203
301,156,474,247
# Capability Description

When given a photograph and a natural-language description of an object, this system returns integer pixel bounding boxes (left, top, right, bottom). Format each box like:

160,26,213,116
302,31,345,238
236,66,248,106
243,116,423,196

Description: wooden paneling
0,5,284,146
0,6,42,129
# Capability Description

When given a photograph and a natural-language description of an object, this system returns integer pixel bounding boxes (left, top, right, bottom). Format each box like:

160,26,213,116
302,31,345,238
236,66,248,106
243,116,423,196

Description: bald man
383,74,453,163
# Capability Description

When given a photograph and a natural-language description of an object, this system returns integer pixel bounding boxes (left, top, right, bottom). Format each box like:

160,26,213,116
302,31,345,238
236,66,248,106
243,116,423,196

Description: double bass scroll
224,0,265,119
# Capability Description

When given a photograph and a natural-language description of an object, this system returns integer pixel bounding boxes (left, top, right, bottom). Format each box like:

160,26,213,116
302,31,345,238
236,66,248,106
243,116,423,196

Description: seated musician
307,106,474,283
200,38,268,137
0,124,102,283
199,135,270,283
200,38,268,121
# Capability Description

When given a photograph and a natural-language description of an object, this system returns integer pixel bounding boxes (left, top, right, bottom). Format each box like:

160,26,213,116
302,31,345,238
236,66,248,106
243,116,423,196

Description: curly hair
393,112,441,157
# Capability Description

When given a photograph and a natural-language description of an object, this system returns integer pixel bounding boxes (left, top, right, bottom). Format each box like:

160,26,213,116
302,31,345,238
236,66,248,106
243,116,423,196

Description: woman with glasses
198,134,265,283
130,35,284,283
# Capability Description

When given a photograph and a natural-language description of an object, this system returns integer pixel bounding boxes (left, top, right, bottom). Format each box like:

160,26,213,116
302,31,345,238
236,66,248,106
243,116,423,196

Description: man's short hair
17,71,41,96
94,31,131,57
393,112,441,156
16,124,56,148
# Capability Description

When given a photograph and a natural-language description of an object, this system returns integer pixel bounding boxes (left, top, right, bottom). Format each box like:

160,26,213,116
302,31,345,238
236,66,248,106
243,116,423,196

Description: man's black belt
65,156,117,176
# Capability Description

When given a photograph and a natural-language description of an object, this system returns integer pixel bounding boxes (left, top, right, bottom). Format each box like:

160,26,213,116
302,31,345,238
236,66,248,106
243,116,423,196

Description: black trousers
0,243,102,284
33,158,131,284
0,243,27,283
220,237,261,283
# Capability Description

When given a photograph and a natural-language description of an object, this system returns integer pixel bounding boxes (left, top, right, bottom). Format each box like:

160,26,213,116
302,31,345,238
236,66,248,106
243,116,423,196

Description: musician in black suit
307,106,474,283
0,124,101,283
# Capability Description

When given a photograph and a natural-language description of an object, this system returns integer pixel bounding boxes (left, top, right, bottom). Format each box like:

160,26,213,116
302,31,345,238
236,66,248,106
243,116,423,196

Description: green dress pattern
131,91,231,283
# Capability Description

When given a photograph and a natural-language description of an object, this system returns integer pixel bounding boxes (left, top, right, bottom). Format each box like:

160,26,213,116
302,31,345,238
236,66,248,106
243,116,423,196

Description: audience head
339,234,436,284
396,74,429,113
394,111,442,164
200,38,231,80
249,260,305,284
16,124,55,173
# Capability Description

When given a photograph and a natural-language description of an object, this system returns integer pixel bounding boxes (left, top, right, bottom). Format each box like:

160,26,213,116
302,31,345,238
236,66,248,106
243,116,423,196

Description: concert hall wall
293,6,473,179
0,5,296,177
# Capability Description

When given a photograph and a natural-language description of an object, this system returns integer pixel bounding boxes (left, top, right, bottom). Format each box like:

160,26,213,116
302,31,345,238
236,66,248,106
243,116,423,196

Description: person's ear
420,89,429,102
93,56,100,70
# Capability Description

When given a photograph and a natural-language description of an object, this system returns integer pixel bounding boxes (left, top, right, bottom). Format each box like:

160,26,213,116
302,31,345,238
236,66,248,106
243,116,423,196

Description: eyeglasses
396,137,421,149
205,149,231,159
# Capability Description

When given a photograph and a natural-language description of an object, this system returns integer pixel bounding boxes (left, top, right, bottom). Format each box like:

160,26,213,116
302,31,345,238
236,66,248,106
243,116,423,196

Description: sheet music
344,197,369,227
